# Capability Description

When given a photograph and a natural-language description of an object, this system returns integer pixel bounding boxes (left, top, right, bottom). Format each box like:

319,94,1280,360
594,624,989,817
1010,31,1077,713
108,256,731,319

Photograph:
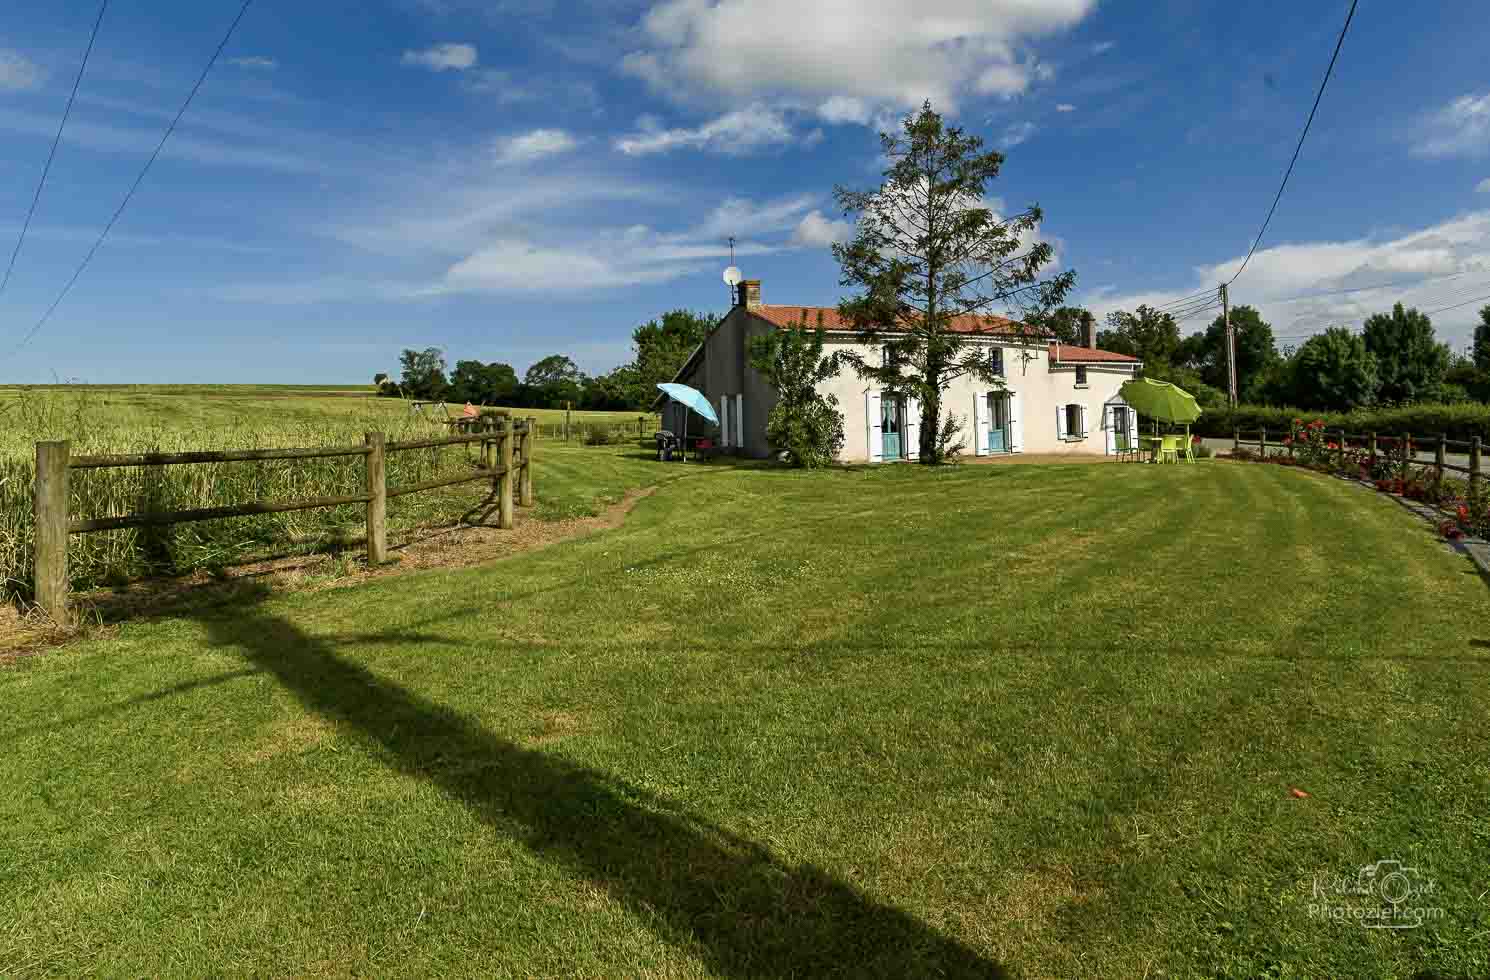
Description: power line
11,0,255,353
0,0,110,299
1264,269,1475,307
1423,293,1490,317
1151,287,1217,312
1227,0,1359,287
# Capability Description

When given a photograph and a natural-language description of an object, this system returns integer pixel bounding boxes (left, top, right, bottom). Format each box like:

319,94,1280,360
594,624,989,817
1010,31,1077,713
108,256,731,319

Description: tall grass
1,389,473,597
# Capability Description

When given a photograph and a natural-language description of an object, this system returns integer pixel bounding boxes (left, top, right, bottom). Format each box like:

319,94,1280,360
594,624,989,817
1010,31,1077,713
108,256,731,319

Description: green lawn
3,462,1488,978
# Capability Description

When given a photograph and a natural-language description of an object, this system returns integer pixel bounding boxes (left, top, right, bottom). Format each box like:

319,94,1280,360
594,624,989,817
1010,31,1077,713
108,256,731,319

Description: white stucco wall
820,338,1137,463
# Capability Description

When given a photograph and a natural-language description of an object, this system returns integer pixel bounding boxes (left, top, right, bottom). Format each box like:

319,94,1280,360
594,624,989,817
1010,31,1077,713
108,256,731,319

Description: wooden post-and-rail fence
1230,427,1483,505
31,415,536,626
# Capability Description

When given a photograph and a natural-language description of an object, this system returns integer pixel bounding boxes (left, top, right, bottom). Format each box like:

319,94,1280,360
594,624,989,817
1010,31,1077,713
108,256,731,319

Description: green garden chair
1175,435,1195,463
1158,434,1180,464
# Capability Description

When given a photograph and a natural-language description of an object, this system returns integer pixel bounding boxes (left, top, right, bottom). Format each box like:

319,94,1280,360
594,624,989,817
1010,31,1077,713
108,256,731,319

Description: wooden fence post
1233,428,1240,452
1337,429,1346,468
1369,431,1377,468
564,402,571,443
1471,436,1483,508
1402,432,1411,479
521,416,535,506
364,432,387,565
1435,433,1447,496
33,440,71,626
1259,427,1266,457
499,416,514,530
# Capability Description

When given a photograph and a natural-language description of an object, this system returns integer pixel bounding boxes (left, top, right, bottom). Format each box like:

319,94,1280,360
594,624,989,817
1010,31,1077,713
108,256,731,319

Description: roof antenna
722,235,741,305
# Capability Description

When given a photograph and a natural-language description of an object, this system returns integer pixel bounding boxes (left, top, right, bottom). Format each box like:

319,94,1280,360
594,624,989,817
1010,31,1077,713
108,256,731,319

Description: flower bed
1223,417,1490,541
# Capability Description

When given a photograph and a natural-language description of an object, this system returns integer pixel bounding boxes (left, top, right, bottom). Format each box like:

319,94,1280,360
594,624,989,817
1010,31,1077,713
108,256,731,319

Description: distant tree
832,101,1073,464
1474,305,1490,373
1097,305,1181,367
1182,305,1280,394
448,360,518,405
1029,306,1095,346
748,315,846,467
1361,303,1450,404
582,365,641,411
398,347,448,400
524,354,585,408
373,372,388,388
1288,327,1378,410
632,310,717,400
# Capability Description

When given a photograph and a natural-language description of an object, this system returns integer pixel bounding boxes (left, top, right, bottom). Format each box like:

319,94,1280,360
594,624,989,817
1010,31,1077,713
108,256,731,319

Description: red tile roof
750,304,1041,337
1048,343,1139,364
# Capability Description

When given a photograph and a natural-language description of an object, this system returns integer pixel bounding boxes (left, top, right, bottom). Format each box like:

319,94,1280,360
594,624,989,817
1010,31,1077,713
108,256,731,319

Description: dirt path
2,486,659,657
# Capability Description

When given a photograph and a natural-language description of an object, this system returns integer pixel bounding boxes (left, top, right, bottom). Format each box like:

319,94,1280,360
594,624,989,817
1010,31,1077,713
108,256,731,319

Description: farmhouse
662,279,1143,462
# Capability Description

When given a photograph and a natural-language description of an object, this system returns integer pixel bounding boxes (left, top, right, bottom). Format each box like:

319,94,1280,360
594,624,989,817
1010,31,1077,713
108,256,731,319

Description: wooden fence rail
31,417,536,626
1230,427,1483,506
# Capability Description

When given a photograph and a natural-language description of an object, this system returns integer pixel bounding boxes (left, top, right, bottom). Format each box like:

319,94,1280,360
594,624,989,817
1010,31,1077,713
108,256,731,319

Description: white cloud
494,128,578,164
818,95,871,125
0,50,45,91
400,43,478,72
1414,92,1490,158
1002,121,1037,147
614,104,795,156
1055,103,1076,113
226,56,278,70
623,0,1095,113
792,210,854,247
1091,41,1115,55
1476,177,1490,193
1084,210,1490,351
695,194,818,240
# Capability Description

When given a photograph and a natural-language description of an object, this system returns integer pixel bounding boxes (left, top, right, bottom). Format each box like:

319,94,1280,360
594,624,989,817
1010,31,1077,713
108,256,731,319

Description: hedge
1191,403,1490,442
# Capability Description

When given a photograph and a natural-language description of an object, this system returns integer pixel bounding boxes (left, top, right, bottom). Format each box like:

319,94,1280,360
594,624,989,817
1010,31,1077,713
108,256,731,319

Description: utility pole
1221,282,1237,407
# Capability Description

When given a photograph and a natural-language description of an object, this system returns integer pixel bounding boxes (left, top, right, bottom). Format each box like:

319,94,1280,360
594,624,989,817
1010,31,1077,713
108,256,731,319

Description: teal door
881,399,901,460
988,394,1010,452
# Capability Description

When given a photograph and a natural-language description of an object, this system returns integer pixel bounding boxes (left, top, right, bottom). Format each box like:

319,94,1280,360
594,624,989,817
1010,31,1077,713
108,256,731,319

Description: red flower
1282,436,1293,446
1327,442,1338,450
1459,504,1471,521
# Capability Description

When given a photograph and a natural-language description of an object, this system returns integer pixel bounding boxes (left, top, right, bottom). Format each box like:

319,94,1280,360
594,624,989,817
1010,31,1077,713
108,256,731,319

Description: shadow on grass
197,587,1008,978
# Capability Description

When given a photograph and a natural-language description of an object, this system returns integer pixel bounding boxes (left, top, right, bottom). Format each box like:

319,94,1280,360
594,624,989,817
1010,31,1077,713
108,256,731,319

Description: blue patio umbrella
655,383,718,461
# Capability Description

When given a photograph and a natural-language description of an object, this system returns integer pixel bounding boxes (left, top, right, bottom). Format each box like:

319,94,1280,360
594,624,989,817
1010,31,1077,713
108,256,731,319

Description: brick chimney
1085,312,1097,349
739,279,761,310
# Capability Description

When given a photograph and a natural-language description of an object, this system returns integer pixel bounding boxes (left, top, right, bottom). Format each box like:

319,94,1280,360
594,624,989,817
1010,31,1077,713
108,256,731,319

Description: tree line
1032,301,1490,412
375,309,717,412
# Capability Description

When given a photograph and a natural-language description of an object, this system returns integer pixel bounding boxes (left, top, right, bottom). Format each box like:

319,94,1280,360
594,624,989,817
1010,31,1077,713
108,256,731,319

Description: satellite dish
723,266,742,287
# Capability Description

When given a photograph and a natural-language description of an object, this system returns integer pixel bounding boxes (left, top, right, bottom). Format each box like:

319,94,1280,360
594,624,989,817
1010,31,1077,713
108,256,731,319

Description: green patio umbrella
1119,378,1202,425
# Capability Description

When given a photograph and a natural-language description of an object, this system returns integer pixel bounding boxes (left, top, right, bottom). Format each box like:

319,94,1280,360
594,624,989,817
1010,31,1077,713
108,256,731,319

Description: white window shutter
1104,406,1115,454
1056,404,1068,439
1128,406,1139,447
719,396,730,447
1080,405,1089,438
973,391,989,456
905,397,921,459
735,393,743,448
1009,392,1023,453
866,391,883,462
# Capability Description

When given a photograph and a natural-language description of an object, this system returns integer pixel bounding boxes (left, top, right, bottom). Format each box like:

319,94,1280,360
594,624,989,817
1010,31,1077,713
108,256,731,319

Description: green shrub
1195,402,1490,442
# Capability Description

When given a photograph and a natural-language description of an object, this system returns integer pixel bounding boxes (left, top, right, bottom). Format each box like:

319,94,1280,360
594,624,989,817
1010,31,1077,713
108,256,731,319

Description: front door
988,393,1010,452
1112,406,1131,451
881,398,902,461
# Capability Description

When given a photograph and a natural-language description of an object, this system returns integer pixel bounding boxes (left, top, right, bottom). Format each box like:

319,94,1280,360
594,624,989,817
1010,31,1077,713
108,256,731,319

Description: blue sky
2,0,1490,384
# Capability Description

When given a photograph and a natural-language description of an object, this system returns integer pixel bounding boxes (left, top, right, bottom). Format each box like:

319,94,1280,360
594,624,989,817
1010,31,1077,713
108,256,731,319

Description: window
881,346,898,369
1064,403,1084,439
989,346,1004,377
1074,365,1088,387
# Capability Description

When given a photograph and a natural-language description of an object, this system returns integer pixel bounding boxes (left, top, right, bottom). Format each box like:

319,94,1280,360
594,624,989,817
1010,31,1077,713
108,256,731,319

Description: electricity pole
1221,282,1237,407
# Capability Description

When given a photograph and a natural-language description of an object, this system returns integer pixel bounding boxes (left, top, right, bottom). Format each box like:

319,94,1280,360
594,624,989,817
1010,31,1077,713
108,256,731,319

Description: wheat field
0,386,647,597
